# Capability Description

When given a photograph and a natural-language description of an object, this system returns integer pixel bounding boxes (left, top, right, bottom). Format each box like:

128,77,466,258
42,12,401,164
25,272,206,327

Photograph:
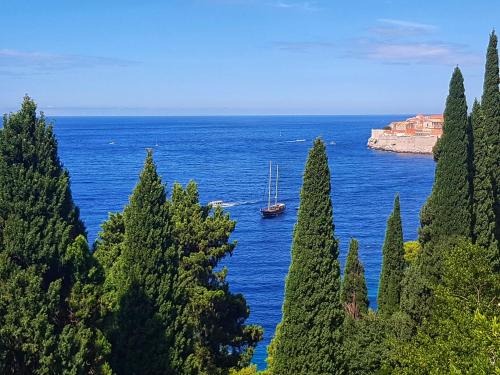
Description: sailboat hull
260,203,286,218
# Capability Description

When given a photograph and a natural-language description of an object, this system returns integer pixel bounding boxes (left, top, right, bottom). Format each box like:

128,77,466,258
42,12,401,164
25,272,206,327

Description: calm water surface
50,115,435,369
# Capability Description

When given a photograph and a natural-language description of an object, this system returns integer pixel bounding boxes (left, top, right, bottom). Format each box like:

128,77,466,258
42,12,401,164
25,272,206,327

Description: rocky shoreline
367,131,438,154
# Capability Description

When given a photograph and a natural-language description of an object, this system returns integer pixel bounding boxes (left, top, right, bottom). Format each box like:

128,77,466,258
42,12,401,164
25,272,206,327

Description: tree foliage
408,68,473,327
169,181,262,375
0,96,110,374
94,152,262,375
378,194,405,317
390,241,500,374
472,31,500,260
342,311,389,375
272,138,344,375
341,238,369,318
403,241,421,264
419,67,472,246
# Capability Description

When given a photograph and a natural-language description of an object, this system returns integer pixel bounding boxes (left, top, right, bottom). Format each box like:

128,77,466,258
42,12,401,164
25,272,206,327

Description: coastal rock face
368,114,443,154
368,130,438,154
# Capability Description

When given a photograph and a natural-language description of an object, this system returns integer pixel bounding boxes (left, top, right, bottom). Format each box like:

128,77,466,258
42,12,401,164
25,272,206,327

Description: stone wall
367,130,438,154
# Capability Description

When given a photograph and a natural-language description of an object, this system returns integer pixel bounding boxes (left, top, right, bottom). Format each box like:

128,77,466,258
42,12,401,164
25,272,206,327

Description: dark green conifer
341,238,369,318
419,67,472,246
169,181,262,374
377,194,405,317
273,138,344,375
0,96,110,374
95,158,261,375
471,99,497,253
404,68,473,328
111,150,175,375
473,31,500,257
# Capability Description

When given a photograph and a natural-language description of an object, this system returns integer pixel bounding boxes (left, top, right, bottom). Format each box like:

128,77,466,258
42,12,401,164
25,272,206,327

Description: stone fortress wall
367,114,443,154
367,129,438,154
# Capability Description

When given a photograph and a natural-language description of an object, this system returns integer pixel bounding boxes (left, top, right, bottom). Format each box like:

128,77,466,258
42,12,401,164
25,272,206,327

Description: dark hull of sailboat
260,203,286,218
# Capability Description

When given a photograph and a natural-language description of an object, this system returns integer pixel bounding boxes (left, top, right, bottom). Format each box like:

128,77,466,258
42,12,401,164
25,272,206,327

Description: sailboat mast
268,161,272,209
275,164,279,205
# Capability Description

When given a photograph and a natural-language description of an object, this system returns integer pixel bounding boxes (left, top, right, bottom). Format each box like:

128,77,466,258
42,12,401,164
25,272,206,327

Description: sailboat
261,161,286,218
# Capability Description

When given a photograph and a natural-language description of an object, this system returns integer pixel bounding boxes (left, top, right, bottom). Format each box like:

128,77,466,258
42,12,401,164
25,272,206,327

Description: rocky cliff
367,130,438,154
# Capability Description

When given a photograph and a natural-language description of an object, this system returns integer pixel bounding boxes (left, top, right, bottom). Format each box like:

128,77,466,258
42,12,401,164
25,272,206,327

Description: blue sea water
50,115,435,370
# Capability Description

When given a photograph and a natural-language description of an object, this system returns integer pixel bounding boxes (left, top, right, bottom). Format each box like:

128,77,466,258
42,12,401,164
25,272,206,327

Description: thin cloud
272,1,319,11
0,49,137,75
371,18,438,37
273,41,335,52
348,39,481,65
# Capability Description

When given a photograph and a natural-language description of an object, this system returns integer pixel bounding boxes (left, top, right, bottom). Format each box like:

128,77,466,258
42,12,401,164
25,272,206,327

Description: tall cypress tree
273,138,344,375
377,194,405,317
0,96,110,374
341,238,369,319
110,150,175,375
419,67,472,246
404,69,472,327
471,99,497,253
473,31,500,257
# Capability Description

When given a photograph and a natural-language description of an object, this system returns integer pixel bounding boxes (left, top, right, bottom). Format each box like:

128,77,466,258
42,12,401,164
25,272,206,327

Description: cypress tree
0,96,110,374
473,31,500,257
341,238,369,319
377,194,405,317
404,69,473,328
419,67,472,245
111,150,175,375
471,99,497,253
273,138,344,375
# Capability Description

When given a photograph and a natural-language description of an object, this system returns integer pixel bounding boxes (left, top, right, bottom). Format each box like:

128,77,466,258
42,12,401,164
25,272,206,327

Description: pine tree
110,150,175,375
273,138,344,375
473,31,500,257
419,67,472,246
0,96,110,374
377,194,405,317
341,238,369,319
95,158,262,375
169,181,262,374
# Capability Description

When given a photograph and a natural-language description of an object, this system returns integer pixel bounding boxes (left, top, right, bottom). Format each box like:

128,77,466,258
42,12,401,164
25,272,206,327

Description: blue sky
1,0,498,115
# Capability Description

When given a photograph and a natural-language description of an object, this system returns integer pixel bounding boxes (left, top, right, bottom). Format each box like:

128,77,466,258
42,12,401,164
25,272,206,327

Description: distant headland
367,114,444,154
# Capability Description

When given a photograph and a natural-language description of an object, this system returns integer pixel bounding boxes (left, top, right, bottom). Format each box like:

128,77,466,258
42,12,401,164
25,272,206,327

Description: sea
49,115,436,370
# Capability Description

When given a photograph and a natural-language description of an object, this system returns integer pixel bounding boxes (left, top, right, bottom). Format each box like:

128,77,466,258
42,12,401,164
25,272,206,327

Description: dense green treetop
420,67,472,246
470,98,498,256
273,138,344,375
378,194,405,317
341,238,369,318
0,95,85,279
475,31,500,258
0,97,109,374
107,150,175,375
169,181,262,375
391,240,500,374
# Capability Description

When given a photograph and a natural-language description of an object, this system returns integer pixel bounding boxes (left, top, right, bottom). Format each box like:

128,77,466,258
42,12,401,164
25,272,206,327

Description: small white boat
208,200,224,208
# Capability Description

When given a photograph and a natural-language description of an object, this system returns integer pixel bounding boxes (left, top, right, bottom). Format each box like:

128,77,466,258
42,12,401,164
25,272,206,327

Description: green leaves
472,31,500,258
378,194,406,317
272,138,344,375
94,153,261,375
0,97,110,374
390,241,500,374
420,68,472,246
341,238,369,318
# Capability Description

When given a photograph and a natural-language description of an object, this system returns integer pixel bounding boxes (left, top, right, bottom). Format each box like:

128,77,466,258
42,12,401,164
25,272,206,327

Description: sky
1,0,498,115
